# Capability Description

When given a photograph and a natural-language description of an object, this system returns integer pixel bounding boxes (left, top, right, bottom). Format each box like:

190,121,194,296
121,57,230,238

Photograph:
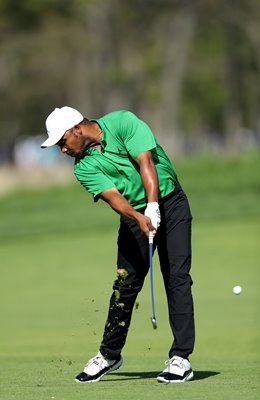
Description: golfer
41,106,195,383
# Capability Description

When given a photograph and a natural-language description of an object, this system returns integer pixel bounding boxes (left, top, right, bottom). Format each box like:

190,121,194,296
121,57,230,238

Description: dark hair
80,117,89,124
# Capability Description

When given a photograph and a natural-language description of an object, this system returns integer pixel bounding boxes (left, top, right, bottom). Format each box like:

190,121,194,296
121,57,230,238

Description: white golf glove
144,202,161,230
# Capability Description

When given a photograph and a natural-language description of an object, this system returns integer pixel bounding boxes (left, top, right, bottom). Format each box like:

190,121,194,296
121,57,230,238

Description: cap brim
41,132,64,148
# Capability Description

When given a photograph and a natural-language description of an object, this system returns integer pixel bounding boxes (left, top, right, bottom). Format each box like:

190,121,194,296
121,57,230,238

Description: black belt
136,181,181,212
158,181,181,205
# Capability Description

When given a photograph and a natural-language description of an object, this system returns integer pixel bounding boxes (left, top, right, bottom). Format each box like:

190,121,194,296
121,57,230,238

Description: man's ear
74,124,83,136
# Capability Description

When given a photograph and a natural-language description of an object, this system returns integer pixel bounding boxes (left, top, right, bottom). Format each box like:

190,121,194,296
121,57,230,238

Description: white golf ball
232,285,242,295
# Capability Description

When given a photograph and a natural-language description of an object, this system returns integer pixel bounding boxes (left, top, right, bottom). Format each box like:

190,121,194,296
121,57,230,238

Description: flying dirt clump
114,289,120,301
112,268,129,309
117,268,128,280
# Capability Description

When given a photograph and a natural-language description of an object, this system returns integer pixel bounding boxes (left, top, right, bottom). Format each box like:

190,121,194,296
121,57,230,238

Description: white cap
41,106,84,148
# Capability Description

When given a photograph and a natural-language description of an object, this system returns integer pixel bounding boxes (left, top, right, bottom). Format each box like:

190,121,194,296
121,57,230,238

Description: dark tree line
0,0,259,153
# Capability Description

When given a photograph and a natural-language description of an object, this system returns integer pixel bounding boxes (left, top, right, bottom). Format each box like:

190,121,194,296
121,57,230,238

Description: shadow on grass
107,370,220,381
194,371,220,380
107,371,158,381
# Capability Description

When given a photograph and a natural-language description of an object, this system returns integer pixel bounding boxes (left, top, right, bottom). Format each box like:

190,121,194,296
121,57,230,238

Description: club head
151,317,157,330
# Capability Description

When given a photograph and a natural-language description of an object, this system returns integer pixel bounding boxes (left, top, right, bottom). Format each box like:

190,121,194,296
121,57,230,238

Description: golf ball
232,285,242,295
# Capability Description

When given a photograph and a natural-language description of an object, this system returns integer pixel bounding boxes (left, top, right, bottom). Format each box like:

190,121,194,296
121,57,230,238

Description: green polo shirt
74,110,177,209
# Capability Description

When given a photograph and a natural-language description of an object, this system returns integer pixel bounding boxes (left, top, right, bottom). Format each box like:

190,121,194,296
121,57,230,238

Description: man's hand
136,214,156,238
144,202,161,233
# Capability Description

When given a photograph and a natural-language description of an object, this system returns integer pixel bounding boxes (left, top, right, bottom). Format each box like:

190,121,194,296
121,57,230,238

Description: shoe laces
165,356,185,370
86,352,108,371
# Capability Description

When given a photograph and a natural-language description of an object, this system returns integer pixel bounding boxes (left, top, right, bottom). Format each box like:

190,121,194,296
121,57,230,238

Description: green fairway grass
0,151,259,400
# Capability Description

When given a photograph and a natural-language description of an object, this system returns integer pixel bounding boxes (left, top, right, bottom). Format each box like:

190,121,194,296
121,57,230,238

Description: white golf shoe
157,355,194,383
75,351,123,383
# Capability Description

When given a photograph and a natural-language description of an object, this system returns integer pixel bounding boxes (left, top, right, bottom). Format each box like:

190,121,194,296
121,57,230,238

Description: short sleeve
120,111,157,158
74,165,115,201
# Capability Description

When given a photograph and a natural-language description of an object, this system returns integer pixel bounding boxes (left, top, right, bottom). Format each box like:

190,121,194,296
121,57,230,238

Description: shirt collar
91,118,106,152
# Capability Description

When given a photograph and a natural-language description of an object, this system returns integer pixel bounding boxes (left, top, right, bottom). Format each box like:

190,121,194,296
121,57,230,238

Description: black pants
99,182,195,360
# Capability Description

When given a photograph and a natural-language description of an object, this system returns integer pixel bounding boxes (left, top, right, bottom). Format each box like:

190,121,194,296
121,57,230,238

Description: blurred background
0,0,260,175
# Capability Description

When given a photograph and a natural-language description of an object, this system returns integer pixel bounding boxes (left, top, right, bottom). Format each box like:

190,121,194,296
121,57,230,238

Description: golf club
149,231,157,329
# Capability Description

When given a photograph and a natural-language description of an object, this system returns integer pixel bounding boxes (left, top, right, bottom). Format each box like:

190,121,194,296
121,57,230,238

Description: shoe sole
157,370,194,383
75,357,123,383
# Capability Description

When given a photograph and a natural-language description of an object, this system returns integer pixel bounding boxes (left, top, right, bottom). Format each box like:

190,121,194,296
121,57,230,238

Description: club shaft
149,233,156,323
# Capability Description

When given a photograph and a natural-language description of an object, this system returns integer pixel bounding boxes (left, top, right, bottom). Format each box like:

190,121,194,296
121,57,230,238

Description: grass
0,151,259,399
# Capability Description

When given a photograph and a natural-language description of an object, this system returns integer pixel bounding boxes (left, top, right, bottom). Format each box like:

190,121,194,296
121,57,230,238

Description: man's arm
134,150,158,202
134,150,161,232
100,187,154,238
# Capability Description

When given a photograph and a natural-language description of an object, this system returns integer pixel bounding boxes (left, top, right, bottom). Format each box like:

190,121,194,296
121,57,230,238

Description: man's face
57,127,86,158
